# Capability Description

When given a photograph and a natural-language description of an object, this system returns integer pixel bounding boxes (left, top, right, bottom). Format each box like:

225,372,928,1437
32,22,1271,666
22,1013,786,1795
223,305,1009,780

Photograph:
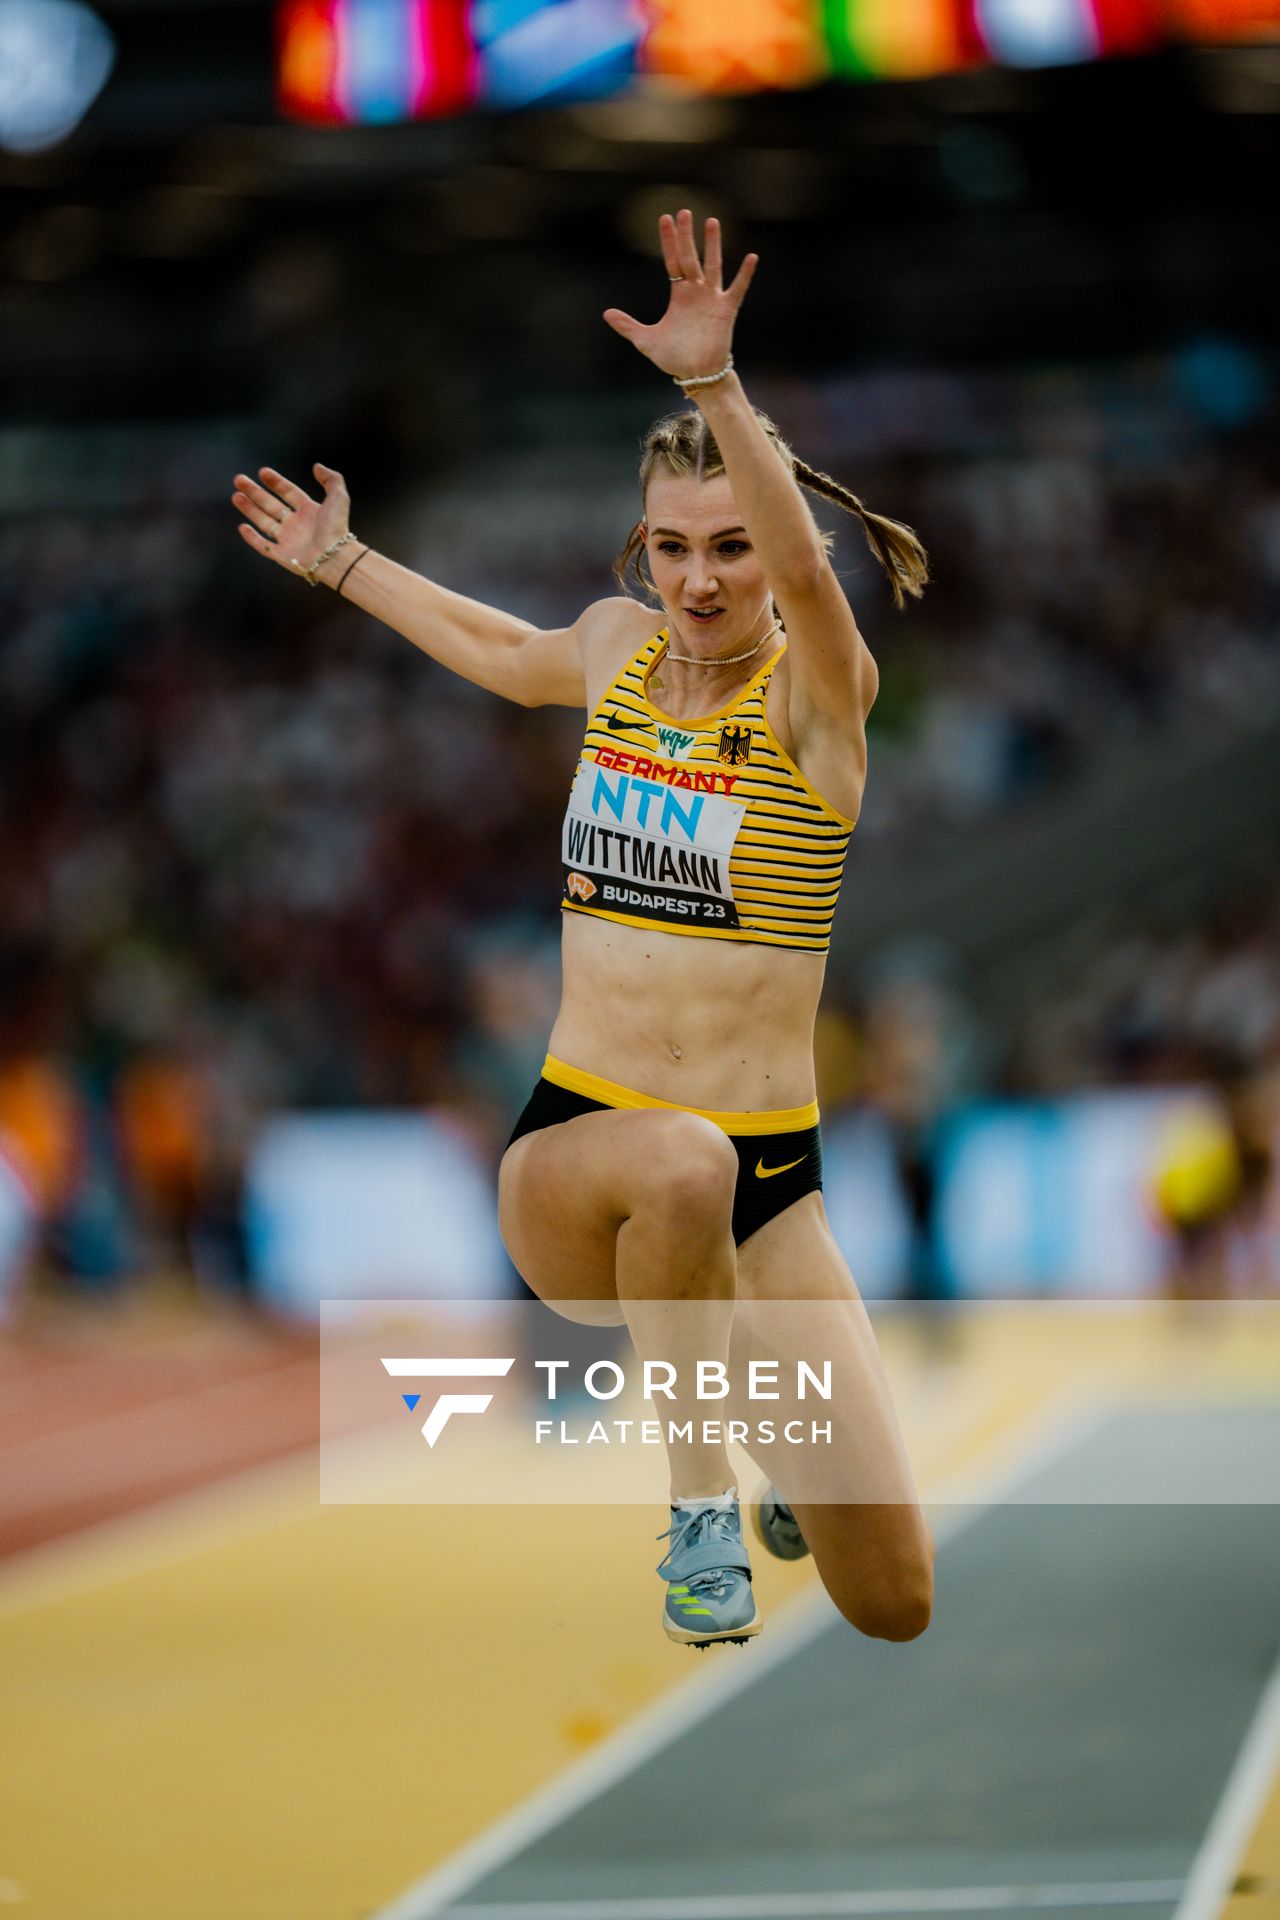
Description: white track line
372,1387,1114,1920
1170,1640,1280,1920
441,1881,1185,1917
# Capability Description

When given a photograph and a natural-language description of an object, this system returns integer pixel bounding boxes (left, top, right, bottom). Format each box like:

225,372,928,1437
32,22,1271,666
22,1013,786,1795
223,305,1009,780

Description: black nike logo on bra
606,713,651,732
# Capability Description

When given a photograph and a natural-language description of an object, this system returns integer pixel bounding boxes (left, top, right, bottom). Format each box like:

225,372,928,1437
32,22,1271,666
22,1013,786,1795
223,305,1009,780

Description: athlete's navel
669,1042,683,1061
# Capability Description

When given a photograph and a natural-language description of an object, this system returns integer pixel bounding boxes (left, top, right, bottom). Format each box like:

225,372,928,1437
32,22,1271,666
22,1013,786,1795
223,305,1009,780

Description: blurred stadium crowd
1,348,1277,1298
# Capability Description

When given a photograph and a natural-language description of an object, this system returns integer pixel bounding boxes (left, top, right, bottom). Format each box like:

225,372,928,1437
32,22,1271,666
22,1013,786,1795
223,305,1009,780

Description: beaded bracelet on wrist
674,353,734,391
292,529,358,586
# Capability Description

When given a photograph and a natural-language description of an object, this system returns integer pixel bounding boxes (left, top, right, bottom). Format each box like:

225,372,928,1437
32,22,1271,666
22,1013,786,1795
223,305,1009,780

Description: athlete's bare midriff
548,908,825,1112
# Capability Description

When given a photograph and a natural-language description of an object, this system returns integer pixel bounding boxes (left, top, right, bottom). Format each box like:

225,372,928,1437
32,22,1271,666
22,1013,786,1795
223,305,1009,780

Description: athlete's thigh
498,1114,631,1323
498,1106,733,1327
733,1192,934,1603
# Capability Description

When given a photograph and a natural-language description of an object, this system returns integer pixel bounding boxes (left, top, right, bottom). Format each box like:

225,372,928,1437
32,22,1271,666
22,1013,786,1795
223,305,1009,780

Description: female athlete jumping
231,210,935,1650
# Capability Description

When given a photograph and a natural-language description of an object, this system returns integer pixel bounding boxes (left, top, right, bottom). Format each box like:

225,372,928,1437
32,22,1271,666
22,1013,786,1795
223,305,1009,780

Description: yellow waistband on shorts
541,1054,820,1136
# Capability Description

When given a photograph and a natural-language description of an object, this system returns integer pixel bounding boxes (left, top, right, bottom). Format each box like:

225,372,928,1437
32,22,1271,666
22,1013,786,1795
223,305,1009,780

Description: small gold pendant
650,674,665,691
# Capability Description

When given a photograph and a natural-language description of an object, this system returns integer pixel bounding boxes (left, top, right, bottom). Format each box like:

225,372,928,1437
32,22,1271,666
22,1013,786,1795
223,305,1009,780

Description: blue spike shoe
750,1481,810,1562
655,1494,762,1648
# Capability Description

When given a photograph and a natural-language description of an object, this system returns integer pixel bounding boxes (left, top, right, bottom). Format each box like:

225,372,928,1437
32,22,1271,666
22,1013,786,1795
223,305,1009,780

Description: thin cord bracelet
335,545,371,597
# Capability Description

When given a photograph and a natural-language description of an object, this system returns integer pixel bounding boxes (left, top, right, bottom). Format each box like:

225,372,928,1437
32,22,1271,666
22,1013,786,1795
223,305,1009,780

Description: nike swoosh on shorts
755,1155,805,1179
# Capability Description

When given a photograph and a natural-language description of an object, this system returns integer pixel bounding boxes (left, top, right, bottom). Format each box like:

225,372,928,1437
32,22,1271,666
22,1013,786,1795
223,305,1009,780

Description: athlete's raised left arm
603,211,887,753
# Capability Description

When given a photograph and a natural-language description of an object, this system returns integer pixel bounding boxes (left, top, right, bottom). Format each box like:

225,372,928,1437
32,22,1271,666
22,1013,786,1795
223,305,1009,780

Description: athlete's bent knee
833,1569,934,1643
632,1113,738,1224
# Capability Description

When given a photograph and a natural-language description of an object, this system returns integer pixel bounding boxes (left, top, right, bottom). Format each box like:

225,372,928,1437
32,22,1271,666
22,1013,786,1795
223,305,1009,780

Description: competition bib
561,757,746,930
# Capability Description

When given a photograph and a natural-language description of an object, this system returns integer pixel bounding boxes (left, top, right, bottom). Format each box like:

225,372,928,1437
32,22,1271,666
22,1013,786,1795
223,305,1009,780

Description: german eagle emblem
717,724,751,767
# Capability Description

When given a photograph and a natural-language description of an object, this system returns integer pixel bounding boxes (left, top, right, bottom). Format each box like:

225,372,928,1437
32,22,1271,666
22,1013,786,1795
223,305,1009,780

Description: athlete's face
642,473,771,652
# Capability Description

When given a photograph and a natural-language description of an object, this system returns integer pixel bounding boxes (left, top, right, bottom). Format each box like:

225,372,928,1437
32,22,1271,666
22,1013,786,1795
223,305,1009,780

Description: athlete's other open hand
230,463,350,574
603,210,757,383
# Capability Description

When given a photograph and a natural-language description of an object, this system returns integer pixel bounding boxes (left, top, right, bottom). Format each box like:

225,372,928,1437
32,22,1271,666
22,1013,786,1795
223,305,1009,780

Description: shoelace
655,1505,742,1599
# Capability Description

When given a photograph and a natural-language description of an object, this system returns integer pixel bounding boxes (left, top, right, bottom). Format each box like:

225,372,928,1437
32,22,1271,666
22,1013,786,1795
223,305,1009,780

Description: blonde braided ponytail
790,458,928,611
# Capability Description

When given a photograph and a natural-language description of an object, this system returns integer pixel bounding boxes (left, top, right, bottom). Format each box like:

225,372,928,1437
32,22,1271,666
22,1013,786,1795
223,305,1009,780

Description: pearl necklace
660,616,783,669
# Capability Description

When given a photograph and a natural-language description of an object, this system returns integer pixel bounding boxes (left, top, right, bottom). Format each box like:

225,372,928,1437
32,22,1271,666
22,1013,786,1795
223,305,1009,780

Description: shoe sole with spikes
664,1610,763,1648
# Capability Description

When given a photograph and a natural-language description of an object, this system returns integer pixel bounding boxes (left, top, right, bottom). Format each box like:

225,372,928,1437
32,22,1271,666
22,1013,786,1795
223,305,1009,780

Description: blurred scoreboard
277,0,1280,122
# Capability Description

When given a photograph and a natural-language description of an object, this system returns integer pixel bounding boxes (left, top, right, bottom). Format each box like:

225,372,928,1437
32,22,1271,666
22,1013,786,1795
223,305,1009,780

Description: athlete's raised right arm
231,460,594,709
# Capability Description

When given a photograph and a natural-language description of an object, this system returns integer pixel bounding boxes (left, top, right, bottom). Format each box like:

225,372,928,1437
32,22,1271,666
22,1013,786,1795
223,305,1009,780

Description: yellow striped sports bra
560,628,855,953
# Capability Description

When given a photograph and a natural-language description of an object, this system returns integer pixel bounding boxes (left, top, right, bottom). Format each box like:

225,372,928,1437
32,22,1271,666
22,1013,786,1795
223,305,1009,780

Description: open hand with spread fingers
230,462,353,579
603,209,757,385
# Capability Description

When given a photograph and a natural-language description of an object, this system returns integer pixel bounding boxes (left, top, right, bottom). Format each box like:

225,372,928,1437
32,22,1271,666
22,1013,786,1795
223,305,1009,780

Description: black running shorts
507,1073,823,1248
